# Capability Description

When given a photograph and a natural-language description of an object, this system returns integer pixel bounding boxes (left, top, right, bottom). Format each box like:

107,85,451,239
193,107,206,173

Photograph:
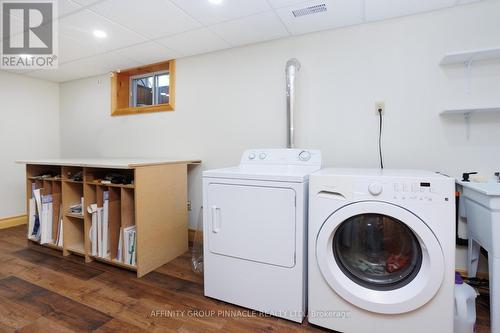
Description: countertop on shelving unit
16,158,202,169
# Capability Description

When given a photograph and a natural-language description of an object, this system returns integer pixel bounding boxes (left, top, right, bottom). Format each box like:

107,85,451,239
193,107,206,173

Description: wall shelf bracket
464,111,472,140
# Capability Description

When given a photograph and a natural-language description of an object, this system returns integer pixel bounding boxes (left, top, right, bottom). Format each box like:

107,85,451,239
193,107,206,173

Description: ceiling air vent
292,4,327,17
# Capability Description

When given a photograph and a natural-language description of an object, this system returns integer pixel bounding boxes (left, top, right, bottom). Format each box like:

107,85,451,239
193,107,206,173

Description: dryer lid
203,149,322,183
203,165,319,182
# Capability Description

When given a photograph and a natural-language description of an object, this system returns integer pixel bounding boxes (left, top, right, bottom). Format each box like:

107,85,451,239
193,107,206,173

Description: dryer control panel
240,149,322,167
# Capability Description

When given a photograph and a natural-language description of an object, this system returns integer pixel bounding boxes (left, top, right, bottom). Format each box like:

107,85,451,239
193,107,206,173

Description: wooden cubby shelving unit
19,158,201,277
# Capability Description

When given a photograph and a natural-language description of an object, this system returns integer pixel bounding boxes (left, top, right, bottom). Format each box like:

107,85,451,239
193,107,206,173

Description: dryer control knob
368,182,383,196
259,152,267,160
299,150,311,161
248,153,256,160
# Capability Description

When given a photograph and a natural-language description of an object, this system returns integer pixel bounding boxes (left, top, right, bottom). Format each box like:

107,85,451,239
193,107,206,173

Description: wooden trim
111,104,174,117
0,215,27,230
110,72,118,117
111,59,176,117
169,60,176,110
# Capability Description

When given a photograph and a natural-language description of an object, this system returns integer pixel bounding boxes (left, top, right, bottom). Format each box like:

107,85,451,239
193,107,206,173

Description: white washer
203,149,321,323
308,169,455,333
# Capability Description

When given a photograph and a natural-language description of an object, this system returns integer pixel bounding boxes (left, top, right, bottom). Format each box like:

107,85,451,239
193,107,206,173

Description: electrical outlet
187,201,192,211
375,101,385,115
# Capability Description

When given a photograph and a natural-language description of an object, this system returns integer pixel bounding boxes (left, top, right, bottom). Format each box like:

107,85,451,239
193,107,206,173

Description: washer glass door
333,213,422,291
316,201,444,314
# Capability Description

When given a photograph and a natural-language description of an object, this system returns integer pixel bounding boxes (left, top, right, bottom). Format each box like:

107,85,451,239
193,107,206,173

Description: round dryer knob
248,152,256,160
299,150,311,161
368,182,383,196
259,152,267,160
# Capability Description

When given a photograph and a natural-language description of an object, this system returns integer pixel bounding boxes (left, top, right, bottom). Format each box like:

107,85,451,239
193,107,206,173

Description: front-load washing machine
308,169,455,333
203,149,321,322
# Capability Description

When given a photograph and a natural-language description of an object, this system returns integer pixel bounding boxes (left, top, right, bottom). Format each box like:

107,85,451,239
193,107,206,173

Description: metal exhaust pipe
286,58,301,149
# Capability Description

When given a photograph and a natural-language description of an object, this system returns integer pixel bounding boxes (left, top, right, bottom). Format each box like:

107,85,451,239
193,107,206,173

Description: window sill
111,104,174,116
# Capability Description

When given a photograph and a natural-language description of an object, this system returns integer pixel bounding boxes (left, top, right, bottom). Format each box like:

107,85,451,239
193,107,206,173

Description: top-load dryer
202,148,321,322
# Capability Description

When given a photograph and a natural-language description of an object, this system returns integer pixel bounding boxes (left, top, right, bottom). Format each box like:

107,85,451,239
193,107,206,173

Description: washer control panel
368,182,383,196
241,149,322,166
357,180,447,203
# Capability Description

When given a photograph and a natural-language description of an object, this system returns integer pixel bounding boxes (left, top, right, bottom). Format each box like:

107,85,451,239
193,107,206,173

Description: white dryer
203,149,321,323
308,169,455,333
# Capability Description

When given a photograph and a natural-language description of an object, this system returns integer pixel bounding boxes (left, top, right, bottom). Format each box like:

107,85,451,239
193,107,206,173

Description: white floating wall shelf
440,47,500,65
440,107,500,139
440,47,500,94
440,107,500,116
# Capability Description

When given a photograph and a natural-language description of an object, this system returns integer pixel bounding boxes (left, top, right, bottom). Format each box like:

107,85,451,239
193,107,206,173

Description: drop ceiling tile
365,0,456,21
88,0,201,39
57,0,83,17
209,11,288,46
275,0,363,35
59,9,146,52
156,28,230,57
115,42,179,65
456,0,482,4
70,0,105,6
170,0,272,26
26,50,141,82
266,0,308,9
58,33,101,63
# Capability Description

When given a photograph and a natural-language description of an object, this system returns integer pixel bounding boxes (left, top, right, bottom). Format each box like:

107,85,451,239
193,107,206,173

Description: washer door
316,201,444,314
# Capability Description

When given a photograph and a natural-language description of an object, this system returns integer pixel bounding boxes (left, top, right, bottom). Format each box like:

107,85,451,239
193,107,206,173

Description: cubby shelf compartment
85,181,135,189
65,213,84,219
28,176,61,181
19,159,201,278
67,243,85,256
28,238,62,251
91,256,137,271
63,179,83,184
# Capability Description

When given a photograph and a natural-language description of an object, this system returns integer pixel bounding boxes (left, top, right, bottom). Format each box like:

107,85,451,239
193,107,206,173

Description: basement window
130,71,170,107
111,60,175,116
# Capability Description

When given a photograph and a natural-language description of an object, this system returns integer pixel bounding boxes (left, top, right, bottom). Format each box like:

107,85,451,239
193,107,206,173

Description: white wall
60,1,500,270
0,71,60,218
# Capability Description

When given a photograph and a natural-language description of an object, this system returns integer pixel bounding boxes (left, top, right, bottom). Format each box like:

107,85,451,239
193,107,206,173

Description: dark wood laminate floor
0,226,491,333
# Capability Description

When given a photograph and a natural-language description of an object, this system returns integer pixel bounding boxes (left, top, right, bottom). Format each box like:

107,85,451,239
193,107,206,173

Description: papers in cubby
28,198,36,238
123,226,136,266
55,204,63,247
87,204,98,256
29,188,43,241
117,227,123,262
40,194,53,244
68,197,84,215
102,191,109,258
88,190,110,259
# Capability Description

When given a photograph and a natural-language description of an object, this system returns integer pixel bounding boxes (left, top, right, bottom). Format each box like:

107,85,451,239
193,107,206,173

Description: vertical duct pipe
286,58,301,149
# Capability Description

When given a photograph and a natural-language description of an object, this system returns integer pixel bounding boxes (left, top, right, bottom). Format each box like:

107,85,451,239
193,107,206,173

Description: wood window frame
111,60,176,116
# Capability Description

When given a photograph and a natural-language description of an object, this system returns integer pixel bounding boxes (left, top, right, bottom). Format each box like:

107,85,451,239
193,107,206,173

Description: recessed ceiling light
208,0,223,5
93,30,107,38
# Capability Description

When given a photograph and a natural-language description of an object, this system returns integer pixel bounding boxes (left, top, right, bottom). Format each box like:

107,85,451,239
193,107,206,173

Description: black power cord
378,108,384,169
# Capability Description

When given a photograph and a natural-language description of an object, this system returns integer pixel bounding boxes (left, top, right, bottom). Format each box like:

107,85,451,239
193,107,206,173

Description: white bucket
454,273,478,333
